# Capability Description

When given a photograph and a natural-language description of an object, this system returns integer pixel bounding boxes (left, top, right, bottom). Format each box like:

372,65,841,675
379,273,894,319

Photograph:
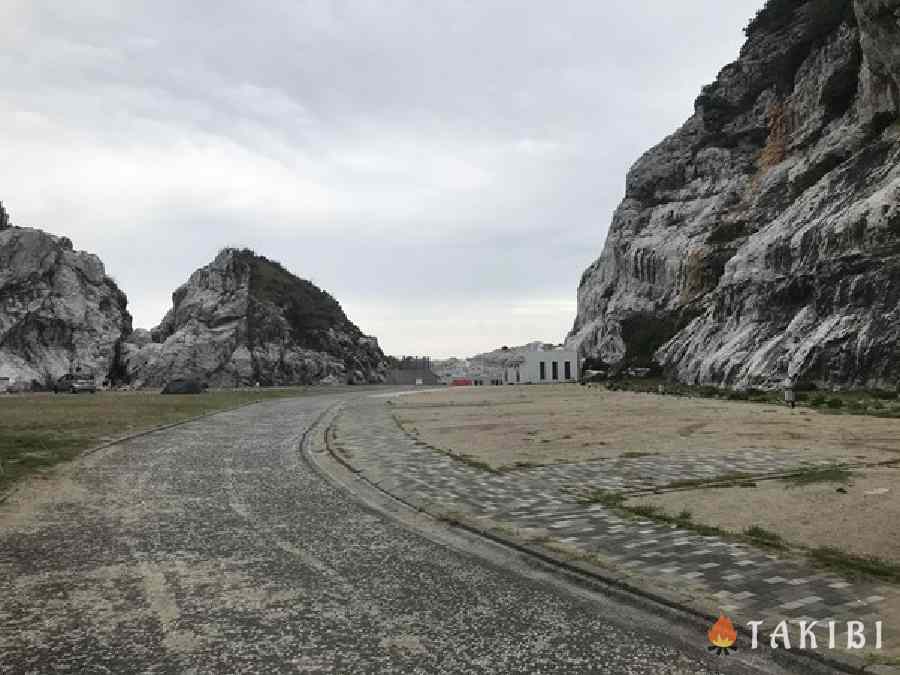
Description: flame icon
708,614,738,655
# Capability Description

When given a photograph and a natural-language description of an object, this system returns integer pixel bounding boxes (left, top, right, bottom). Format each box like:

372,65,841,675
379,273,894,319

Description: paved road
1,394,785,673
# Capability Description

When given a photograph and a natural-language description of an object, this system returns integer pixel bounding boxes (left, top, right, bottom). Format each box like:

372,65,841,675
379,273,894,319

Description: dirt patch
628,467,900,562
392,386,900,471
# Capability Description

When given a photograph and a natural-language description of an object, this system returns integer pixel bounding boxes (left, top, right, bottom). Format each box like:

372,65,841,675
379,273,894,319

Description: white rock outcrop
0,214,132,388
568,0,900,390
124,248,388,387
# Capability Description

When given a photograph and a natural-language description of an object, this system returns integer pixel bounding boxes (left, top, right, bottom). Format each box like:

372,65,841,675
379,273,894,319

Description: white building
504,349,579,385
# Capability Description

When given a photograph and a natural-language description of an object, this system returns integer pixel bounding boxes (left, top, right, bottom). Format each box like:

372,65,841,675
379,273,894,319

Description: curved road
1,394,792,673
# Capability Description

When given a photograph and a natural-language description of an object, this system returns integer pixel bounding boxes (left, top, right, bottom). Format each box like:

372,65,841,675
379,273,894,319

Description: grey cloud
1,0,763,357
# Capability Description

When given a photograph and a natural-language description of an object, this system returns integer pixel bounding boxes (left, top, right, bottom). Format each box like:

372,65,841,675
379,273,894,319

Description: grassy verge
449,452,498,473
577,488,900,582
865,654,900,667
603,378,900,418
782,465,854,488
0,388,312,492
578,490,782,547
392,411,504,474
743,525,786,549
808,547,900,583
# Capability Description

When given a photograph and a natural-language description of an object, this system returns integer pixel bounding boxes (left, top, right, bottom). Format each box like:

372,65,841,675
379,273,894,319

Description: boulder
161,379,206,395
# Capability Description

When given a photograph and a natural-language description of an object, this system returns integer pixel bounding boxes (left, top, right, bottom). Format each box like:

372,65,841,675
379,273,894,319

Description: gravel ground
1,394,784,673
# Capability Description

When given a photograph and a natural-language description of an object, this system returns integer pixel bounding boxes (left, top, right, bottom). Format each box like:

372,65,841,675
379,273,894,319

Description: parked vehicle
53,373,97,394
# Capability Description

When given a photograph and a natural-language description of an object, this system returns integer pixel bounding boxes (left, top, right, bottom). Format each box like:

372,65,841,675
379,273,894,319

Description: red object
450,378,473,387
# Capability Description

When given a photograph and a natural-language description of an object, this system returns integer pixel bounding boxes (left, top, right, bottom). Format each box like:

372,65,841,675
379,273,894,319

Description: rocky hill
124,248,388,387
568,0,900,390
0,204,132,389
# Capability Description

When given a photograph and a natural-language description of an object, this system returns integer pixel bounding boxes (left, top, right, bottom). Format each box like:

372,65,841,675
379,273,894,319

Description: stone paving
334,396,899,653
5,396,741,674
509,449,847,495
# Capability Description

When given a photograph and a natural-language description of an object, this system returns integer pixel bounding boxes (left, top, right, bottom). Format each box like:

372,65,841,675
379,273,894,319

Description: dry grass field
391,384,900,570
391,385,900,471
0,388,312,492
629,465,900,561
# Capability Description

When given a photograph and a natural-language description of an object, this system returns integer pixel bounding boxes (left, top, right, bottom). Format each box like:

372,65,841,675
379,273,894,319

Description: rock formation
124,248,388,387
0,214,132,389
568,0,900,390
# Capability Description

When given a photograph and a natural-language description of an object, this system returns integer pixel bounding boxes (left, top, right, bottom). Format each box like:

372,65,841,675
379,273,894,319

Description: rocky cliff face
0,212,132,388
124,249,388,387
568,0,900,390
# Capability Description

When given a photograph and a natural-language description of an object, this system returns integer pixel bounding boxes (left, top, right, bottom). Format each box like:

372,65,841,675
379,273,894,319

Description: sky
0,1,763,358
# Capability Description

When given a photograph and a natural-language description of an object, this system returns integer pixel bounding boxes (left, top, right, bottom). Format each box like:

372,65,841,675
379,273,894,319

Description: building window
552,362,559,380
564,361,572,380
516,368,520,383
539,362,546,381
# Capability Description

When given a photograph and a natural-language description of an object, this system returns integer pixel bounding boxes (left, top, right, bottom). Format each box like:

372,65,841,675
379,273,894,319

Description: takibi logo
706,615,885,655
708,614,738,655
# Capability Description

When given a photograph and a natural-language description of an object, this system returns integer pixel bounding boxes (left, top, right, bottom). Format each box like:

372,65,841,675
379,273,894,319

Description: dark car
54,373,97,394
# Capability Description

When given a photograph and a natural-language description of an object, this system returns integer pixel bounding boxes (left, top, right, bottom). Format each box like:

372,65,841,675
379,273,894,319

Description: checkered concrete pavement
332,397,898,655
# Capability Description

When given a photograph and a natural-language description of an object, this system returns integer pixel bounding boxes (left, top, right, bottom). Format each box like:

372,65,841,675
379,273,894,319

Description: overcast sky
1,1,762,358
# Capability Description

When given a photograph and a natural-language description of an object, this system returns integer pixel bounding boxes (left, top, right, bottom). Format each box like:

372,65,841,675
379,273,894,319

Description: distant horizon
1,1,764,358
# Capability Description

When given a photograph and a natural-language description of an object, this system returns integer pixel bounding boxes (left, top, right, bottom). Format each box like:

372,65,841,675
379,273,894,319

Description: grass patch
629,504,662,518
619,451,659,459
454,454,498,473
582,486,900,584
434,510,467,527
870,409,900,419
781,465,853,488
392,410,502,474
607,378,782,405
632,505,726,536
581,489,729,535
510,460,548,470
604,378,900,418
583,487,789,548
430,447,500,473
542,540,594,562
577,486,900,584
0,388,313,491
743,525,786,549
578,489,627,508
242,249,364,358
865,654,900,667
809,546,900,583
